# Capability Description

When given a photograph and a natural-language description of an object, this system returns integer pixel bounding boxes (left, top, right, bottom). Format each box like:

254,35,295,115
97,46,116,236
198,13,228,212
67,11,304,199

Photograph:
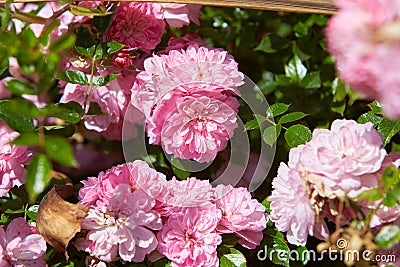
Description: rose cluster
327,0,400,119
269,119,400,246
76,160,267,266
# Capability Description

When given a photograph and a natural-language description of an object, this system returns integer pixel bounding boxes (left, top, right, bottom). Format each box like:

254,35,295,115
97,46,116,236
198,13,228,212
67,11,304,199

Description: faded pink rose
157,205,221,267
79,184,162,262
327,0,400,118
0,121,32,196
299,119,386,196
269,161,329,246
104,2,165,52
160,96,238,163
215,184,267,249
0,218,46,267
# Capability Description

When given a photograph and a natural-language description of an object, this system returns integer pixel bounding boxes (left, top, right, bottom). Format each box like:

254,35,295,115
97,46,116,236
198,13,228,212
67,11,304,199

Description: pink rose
0,218,46,267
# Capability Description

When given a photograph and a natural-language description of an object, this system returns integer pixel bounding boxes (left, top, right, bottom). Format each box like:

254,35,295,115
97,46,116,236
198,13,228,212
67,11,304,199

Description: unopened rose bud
112,52,132,69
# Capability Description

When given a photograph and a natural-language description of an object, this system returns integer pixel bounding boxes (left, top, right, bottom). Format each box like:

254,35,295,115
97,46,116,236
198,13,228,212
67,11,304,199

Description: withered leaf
36,185,89,258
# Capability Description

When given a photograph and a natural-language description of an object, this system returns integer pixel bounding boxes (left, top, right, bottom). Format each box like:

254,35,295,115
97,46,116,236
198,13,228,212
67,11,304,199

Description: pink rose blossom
112,52,132,69
215,184,267,249
158,4,201,28
162,34,207,54
80,184,162,262
131,45,243,117
269,161,329,246
299,119,386,195
0,218,46,267
0,121,32,196
327,0,400,118
160,96,238,163
155,177,215,217
79,160,168,208
157,205,222,267
104,2,165,52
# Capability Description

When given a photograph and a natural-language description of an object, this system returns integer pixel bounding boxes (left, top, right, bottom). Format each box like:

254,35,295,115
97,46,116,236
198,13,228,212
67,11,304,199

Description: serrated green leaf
92,73,120,86
25,153,52,202
266,103,290,118
220,248,247,267
284,124,312,148
43,102,82,123
382,188,400,207
293,21,309,37
353,187,383,202
296,246,309,265
278,112,308,124
285,56,307,82
255,34,289,53
6,79,36,95
45,136,78,167
263,125,281,146
65,70,89,85
262,198,270,213
265,231,290,267
358,112,383,127
368,101,383,115
381,166,399,188
0,100,35,132
378,119,400,146
27,204,39,220
375,225,400,249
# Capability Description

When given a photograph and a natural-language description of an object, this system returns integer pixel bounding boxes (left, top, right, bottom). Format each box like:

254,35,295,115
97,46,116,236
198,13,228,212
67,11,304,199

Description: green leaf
25,153,52,203
278,112,308,124
332,78,352,102
293,21,309,37
375,225,400,249
220,248,247,267
0,98,39,117
94,41,125,60
70,5,113,17
255,34,290,53
27,204,39,220
43,102,82,123
262,198,270,213
382,188,400,207
353,187,383,202
62,70,89,85
1,199,24,214
263,124,281,146
12,132,39,146
44,136,78,167
264,230,290,267
378,119,400,146
300,72,321,89
358,111,383,127
266,103,290,118
368,101,383,115
92,73,120,86
49,34,75,53
0,100,35,132
75,26,95,57
171,156,190,180
105,41,125,54
284,124,312,148
244,114,266,131
6,79,36,95
285,56,307,82
331,102,346,116
296,246,309,265
381,166,399,188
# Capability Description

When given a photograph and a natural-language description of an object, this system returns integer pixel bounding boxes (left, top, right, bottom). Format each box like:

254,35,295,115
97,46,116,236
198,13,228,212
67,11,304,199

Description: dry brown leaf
36,185,89,259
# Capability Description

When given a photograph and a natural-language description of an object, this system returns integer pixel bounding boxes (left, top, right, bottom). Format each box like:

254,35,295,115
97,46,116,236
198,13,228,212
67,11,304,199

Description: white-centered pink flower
0,121,32,197
80,184,162,263
299,119,386,195
0,218,46,267
104,2,165,52
215,184,267,249
157,205,222,267
161,96,238,163
326,0,400,118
